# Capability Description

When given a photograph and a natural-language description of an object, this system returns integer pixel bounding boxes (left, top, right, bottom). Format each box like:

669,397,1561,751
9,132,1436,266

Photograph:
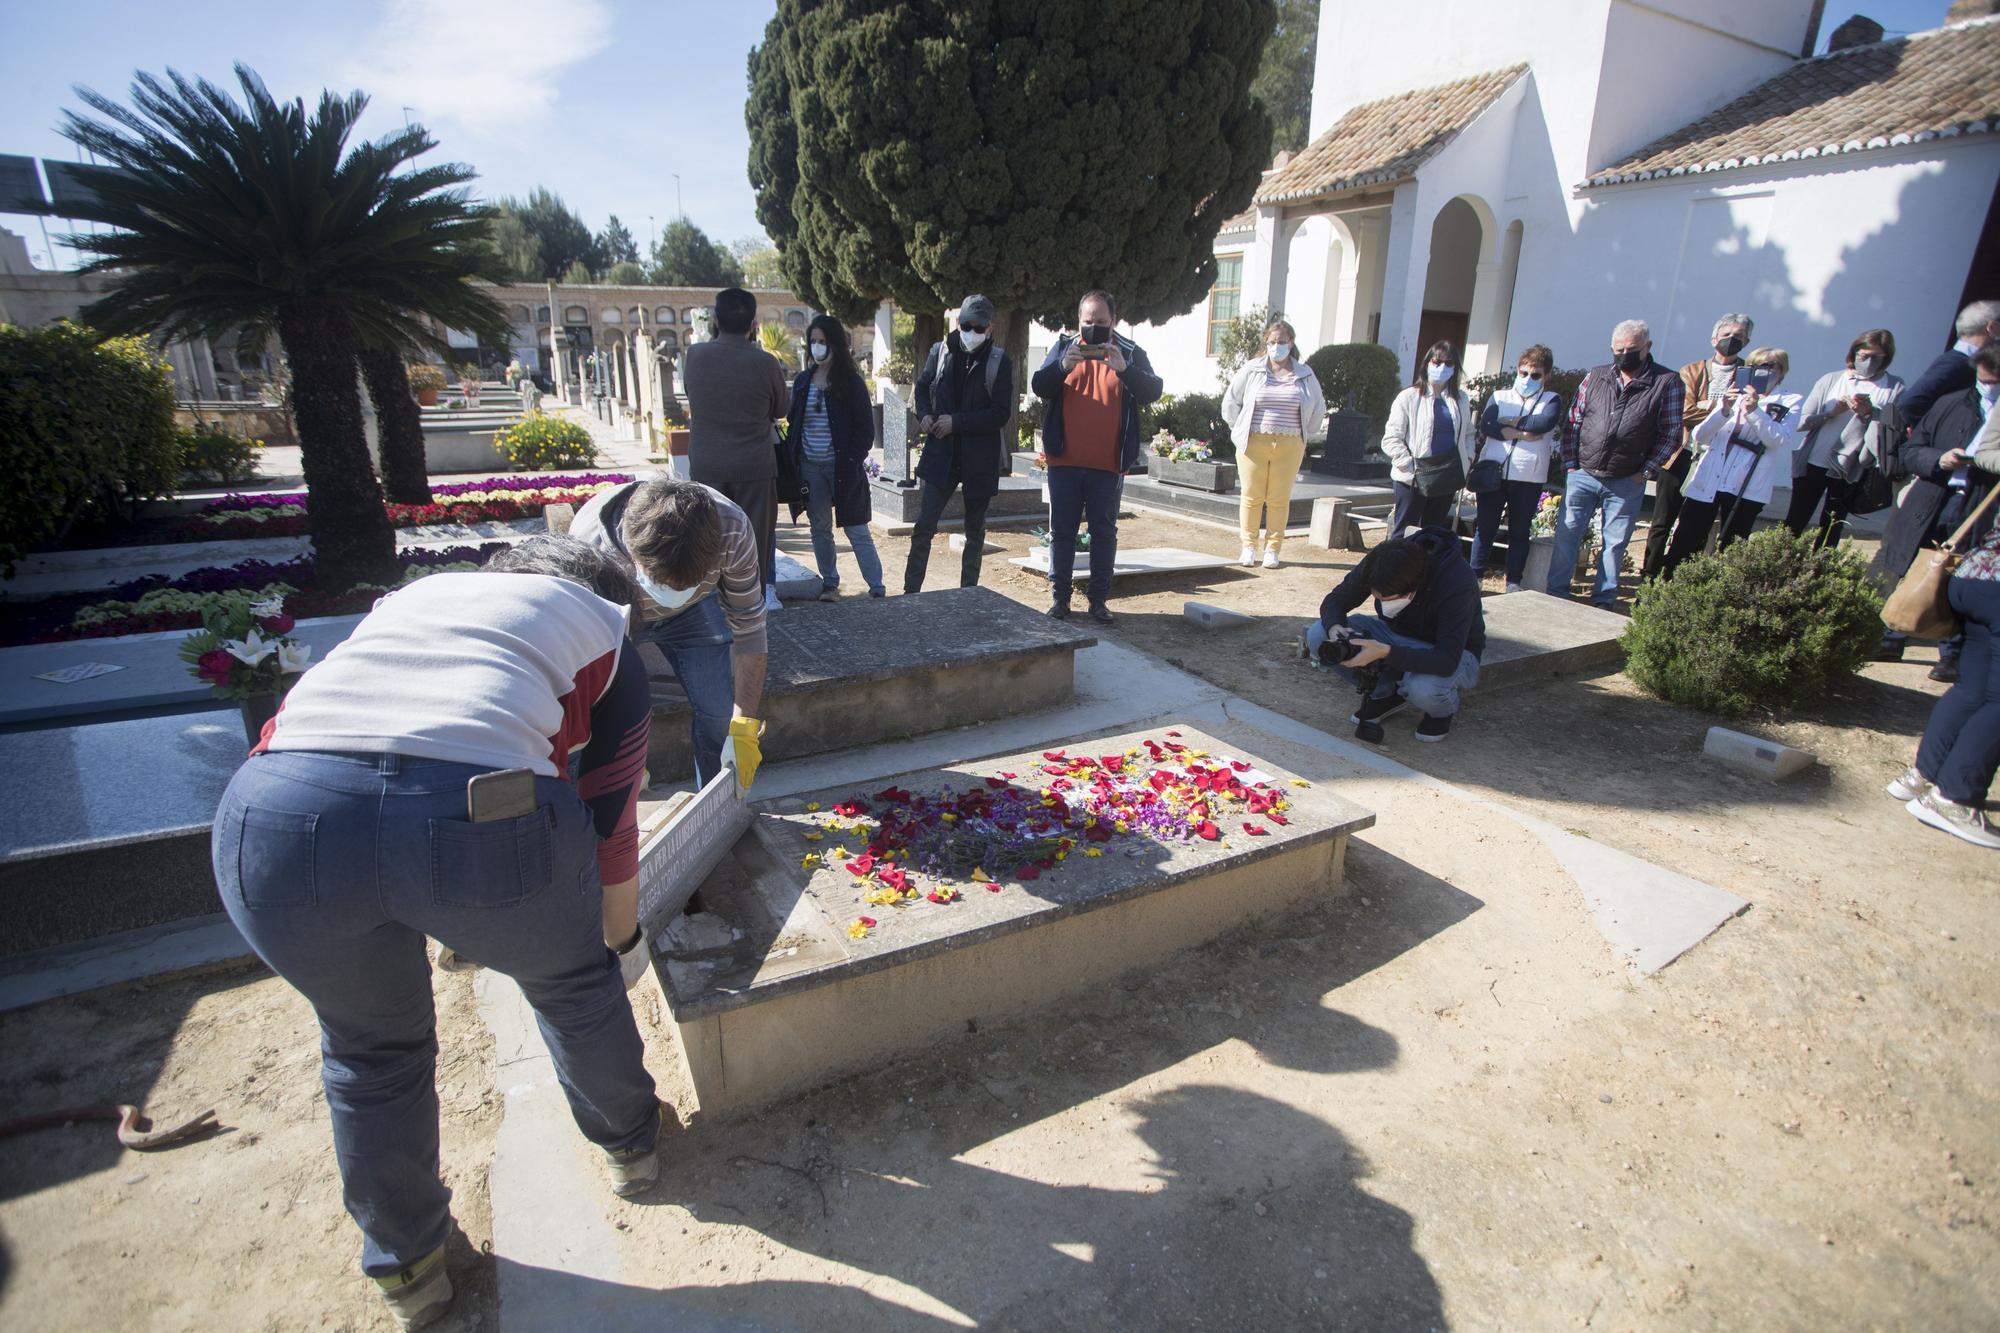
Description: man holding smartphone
1030,289,1164,623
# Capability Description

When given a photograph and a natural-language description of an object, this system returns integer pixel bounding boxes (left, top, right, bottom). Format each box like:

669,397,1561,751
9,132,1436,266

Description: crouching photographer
1303,531,1487,743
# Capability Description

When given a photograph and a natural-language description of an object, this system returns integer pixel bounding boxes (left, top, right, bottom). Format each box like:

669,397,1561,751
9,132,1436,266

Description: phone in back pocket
467,768,538,823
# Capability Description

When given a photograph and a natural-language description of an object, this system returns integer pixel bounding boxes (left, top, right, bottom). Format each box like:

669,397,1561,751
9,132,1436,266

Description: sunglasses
960,323,989,334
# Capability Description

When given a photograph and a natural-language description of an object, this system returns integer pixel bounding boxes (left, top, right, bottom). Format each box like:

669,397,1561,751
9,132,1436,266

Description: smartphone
1075,343,1110,360
1731,366,1774,394
467,768,538,822
1853,390,1872,409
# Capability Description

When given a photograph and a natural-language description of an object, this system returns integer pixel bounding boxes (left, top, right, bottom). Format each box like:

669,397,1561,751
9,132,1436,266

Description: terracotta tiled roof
1588,16,2000,186
1254,66,1527,205
1216,206,1259,234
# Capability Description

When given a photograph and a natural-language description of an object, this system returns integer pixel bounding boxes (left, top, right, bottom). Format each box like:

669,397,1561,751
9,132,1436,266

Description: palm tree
358,347,433,506
53,66,508,589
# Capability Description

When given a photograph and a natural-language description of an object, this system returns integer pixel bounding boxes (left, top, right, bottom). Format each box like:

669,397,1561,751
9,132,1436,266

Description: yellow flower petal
806,801,821,812
1290,779,1311,789
971,866,992,882
1083,847,1103,858
801,853,821,869
803,831,823,842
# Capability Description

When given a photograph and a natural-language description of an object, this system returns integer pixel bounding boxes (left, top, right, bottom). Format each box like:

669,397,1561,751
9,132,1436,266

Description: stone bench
641,586,1096,780
648,722,1375,1116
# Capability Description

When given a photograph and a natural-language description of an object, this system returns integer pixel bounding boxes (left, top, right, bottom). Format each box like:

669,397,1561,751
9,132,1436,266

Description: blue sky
0,0,779,269
0,0,1958,271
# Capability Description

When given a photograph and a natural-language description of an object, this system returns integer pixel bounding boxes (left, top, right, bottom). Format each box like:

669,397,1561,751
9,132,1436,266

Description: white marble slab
1008,546,1236,580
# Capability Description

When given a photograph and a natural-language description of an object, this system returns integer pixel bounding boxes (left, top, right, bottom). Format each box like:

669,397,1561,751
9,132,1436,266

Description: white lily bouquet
179,594,314,700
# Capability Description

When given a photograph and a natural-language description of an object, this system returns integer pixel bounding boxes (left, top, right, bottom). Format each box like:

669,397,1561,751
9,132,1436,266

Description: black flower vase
240,692,282,748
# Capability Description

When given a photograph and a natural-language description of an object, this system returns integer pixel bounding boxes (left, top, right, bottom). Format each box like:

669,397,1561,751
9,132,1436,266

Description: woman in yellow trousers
1222,318,1329,568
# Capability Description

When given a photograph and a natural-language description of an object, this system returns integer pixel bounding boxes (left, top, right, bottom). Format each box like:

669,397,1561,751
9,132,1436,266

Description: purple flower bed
107,544,513,601
197,473,635,514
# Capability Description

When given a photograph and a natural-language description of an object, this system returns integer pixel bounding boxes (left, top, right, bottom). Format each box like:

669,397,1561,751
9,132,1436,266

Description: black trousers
1783,465,1855,549
1639,451,1693,579
1659,492,1762,581
903,478,991,593
1390,481,1455,536
713,477,778,590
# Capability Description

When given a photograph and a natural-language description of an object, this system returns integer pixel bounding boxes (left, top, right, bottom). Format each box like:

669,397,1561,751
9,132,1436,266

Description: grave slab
649,723,1374,1115
1009,546,1236,582
1184,600,1254,630
1120,473,1391,531
0,614,365,728
771,551,823,600
1475,592,1628,691
1703,726,1815,781
640,586,1095,780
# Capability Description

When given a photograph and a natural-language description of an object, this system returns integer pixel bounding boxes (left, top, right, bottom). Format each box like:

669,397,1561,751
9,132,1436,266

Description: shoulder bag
1411,395,1467,498
1881,480,2000,639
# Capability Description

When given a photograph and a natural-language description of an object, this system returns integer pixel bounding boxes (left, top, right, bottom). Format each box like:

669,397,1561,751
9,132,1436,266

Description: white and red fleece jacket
255,571,651,883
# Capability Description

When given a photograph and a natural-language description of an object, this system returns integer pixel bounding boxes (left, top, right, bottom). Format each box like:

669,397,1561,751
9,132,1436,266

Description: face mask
1426,362,1454,386
959,329,987,351
1377,594,1414,618
809,342,829,362
1080,323,1111,346
1716,335,1746,359
1269,342,1291,362
1979,380,2000,406
1853,355,1881,379
1515,373,1542,396
635,570,700,610
1613,348,1645,373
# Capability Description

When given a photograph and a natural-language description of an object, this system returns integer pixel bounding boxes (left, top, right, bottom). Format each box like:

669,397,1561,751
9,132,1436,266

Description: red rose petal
1196,821,1220,841
985,882,1003,892
1016,864,1041,881
1267,812,1289,825
1242,822,1268,836
1230,760,1251,772
1166,730,1182,737
1042,750,1066,761
985,777,1009,789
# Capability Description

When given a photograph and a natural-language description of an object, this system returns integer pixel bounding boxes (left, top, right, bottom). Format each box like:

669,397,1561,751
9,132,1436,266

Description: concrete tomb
1474,591,1629,690
1009,546,1235,581
640,586,1096,779
647,723,1374,1114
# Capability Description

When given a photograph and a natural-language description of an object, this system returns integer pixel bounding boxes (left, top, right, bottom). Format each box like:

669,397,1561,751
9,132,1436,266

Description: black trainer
1930,658,1960,684
1872,637,1905,662
1415,713,1452,742
1047,602,1071,620
1354,719,1386,745
1088,601,1115,624
1351,694,1407,726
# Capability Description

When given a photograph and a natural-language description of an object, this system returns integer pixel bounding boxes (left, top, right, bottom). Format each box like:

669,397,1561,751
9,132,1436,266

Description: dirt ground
1,506,1994,1330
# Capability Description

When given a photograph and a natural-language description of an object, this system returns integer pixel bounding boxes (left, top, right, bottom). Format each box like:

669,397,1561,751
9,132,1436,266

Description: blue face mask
635,569,700,610
1515,373,1542,396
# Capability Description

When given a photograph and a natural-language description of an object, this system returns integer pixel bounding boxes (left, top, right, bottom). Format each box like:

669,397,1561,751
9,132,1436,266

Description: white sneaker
1907,792,2000,849
763,586,781,612
1886,765,1933,802
1262,550,1281,569
1239,545,1257,566
375,1248,453,1330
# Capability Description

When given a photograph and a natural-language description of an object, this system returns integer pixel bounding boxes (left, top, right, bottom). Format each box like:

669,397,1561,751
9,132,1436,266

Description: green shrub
1623,529,1883,717
0,321,181,571
1141,392,1233,460
494,411,596,470
1464,365,1588,416
407,363,447,393
1211,303,1274,386
1017,396,1045,450
1306,343,1402,437
180,423,261,484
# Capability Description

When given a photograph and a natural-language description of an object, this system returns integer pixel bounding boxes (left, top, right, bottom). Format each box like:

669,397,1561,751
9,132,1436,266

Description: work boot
1046,601,1071,620
1930,657,1960,684
1088,600,1115,625
374,1247,452,1330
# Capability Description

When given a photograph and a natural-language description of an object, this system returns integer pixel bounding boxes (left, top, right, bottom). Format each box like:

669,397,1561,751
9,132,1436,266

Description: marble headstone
880,385,913,482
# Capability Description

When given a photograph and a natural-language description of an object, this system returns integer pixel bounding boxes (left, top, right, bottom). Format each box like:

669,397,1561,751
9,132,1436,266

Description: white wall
1506,140,2000,384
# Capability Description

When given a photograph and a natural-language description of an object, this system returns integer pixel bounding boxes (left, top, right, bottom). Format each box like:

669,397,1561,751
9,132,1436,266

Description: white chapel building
1139,0,2000,395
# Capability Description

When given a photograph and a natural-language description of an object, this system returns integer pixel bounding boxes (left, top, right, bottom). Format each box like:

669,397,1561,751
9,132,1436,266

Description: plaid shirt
1560,363,1687,474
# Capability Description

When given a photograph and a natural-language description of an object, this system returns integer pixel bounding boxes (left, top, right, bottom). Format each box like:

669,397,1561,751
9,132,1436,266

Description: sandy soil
1,504,1994,1330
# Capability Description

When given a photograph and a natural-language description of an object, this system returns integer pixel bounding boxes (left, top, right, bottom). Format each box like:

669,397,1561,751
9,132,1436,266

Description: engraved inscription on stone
880,385,911,481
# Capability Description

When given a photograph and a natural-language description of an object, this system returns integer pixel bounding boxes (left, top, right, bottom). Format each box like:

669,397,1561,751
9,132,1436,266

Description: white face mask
1427,362,1454,386
1269,342,1291,362
1376,594,1414,618
636,570,700,610
809,342,829,362
959,329,988,351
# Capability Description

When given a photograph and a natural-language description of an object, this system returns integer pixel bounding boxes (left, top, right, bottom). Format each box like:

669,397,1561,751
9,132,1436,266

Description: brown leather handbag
1881,483,2000,639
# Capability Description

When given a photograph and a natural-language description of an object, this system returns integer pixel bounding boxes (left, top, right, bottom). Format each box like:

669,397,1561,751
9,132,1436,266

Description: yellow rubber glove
720,716,764,792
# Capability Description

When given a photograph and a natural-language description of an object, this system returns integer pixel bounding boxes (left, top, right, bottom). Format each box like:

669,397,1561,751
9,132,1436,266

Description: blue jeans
1547,469,1642,605
640,592,734,788
1917,577,2000,805
1473,480,1543,582
213,751,659,1277
1047,466,1120,603
803,456,884,593
1306,613,1481,717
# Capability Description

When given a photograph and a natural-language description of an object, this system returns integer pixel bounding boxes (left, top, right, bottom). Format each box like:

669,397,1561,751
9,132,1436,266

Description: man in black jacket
1306,530,1486,743
905,293,1016,593
1898,300,1997,429
1873,344,2000,679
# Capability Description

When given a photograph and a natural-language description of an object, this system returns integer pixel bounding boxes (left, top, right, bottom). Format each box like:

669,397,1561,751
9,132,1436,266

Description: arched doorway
1417,197,1484,368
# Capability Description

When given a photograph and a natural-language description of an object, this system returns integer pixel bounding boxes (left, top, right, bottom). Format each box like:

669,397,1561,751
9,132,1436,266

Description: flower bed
24,543,513,643
801,731,1303,940
172,472,634,541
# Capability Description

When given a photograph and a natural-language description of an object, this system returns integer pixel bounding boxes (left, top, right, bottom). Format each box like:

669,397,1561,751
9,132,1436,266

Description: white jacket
1221,357,1329,450
1683,394,1799,506
1379,385,1472,486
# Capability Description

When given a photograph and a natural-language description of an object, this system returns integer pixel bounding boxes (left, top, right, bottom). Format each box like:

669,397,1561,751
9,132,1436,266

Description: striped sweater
570,480,768,657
